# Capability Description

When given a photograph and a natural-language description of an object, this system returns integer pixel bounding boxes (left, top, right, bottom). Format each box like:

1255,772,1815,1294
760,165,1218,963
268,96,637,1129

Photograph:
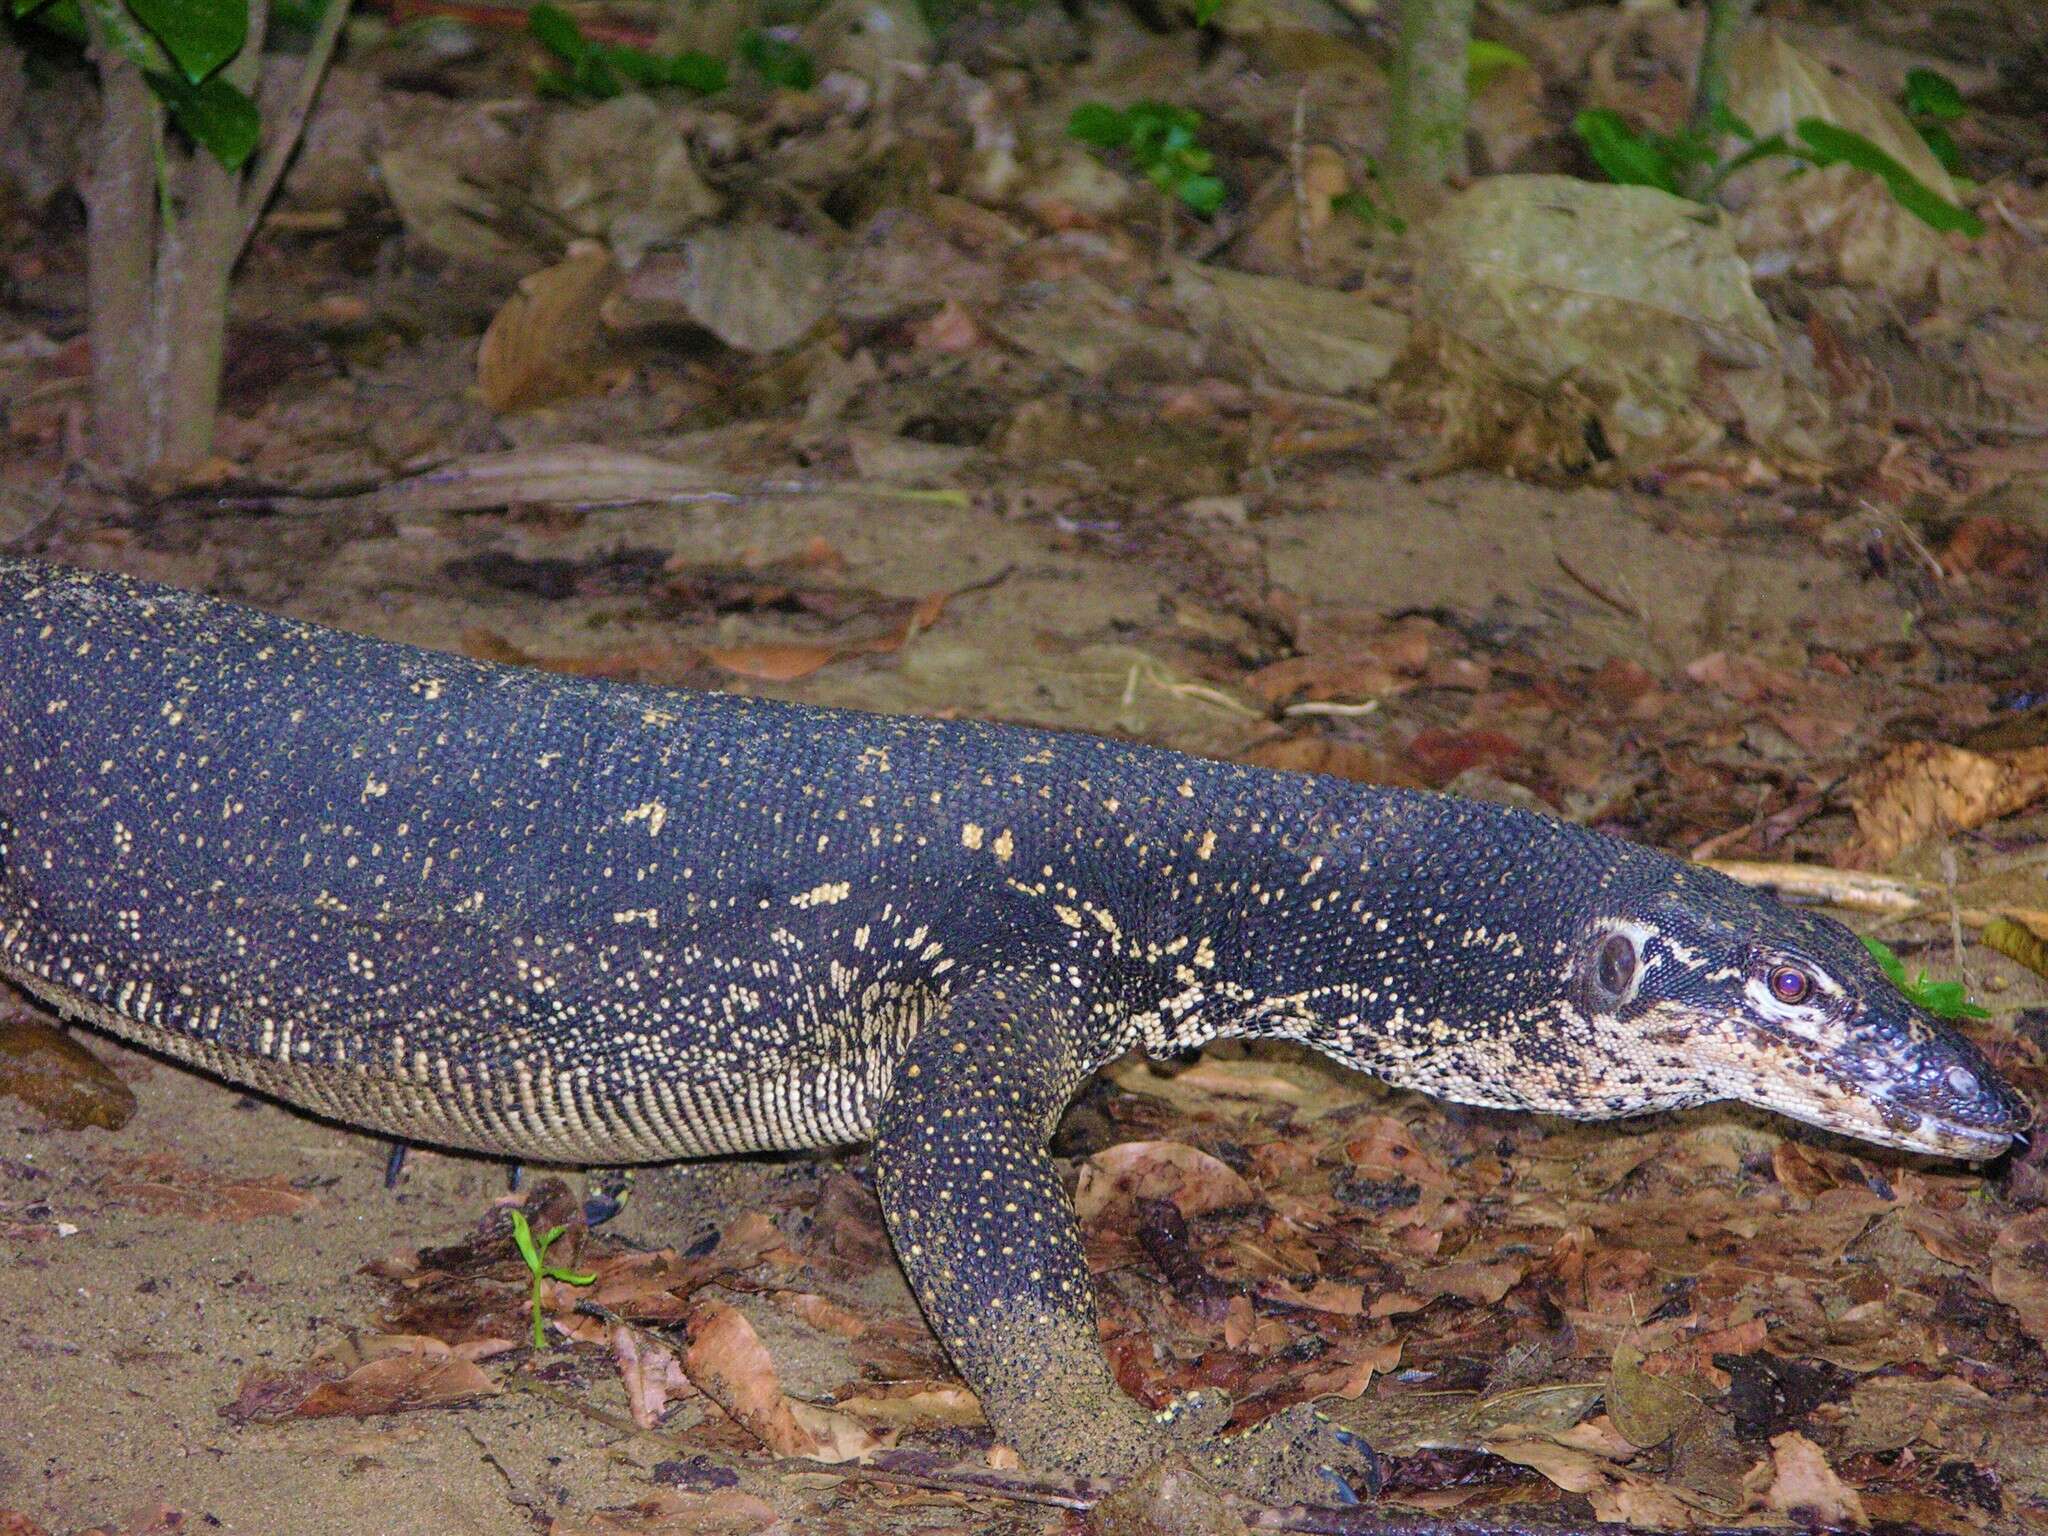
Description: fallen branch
1702,859,2048,939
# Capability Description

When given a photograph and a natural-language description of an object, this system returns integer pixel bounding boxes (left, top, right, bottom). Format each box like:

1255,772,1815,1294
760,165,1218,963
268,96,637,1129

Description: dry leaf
701,643,841,683
1608,1343,1699,1448
98,1155,318,1222
1848,742,2048,865
0,1015,135,1130
1754,1431,1868,1527
772,1291,868,1339
612,1325,696,1429
295,1335,501,1418
477,244,619,412
1073,1141,1255,1222
683,1301,882,1463
831,1382,985,1426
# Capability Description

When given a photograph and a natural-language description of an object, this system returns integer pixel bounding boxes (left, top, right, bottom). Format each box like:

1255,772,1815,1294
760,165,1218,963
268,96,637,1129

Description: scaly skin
0,560,2026,1504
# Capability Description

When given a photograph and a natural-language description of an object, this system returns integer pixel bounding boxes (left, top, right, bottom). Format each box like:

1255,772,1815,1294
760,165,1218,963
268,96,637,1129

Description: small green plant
1466,37,1529,96
1902,67,1966,177
1067,100,1226,217
1861,935,1990,1021
509,1209,597,1350
738,27,814,91
1573,96,1983,237
11,0,261,167
528,2,726,98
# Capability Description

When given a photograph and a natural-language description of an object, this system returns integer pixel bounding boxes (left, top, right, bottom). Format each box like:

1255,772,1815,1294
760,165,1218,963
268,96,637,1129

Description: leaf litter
6,0,2048,1528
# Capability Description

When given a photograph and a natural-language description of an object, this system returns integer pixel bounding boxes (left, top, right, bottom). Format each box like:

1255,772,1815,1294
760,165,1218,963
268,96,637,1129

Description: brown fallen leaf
1607,1342,1699,1448
1990,1211,2048,1347
1241,653,1404,709
771,1290,868,1339
612,1324,697,1429
1848,741,2048,865
477,243,620,412
683,1300,882,1463
702,586,966,683
1983,915,2048,982
830,1381,984,1427
0,1015,135,1130
1752,1430,1867,1527
1073,1141,1255,1222
98,1154,318,1222
700,643,840,683
1255,1277,1364,1315
227,1334,502,1421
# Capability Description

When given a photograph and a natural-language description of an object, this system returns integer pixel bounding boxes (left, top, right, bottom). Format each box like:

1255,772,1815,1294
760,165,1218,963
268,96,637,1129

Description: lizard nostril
1947,1066,1980,1098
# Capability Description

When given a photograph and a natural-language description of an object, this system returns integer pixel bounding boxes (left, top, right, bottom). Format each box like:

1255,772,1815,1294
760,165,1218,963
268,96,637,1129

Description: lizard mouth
1729,1014,2030,1161
1802,1043,2029,1160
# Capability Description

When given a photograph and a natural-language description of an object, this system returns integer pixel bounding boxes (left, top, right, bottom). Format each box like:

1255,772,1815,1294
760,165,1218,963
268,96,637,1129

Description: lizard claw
1185,1402,1384,1508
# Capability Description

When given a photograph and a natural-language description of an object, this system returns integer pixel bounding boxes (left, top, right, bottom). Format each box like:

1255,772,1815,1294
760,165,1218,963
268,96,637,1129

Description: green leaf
1903,67,1965,122
739,28,812,90
1794,117,1983,236
1859,935,1991,1020
1708,102,1760,143
1573,108,1680,195
127,0,245,83
509,1210,544,1270
1466,37,1528,95
1190,0,1223,25
13,0,85,40
1066,101,1128,148
1176,172,1225,215
146,66,258,168
1915,120,1964,177
663,48,725,93
527,1,586,62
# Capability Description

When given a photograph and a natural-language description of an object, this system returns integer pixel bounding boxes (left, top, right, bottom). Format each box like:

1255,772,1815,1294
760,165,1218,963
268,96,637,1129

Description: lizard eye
1593,932,1637,1003
1768,965,1815,1006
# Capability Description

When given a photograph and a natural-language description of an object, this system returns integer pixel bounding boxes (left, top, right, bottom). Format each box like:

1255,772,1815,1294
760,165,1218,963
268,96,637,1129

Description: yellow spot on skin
622,800,670,838
992,830,1015,863
1197,830,1216,860
792,881,851,908
962,823,985,850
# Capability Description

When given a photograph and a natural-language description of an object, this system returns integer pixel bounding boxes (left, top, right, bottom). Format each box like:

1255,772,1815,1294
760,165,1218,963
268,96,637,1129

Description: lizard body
0,560,2025,1503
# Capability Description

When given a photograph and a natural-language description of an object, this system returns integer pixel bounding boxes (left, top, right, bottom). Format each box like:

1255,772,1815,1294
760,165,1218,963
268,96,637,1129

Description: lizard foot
1179,1402,1384,1508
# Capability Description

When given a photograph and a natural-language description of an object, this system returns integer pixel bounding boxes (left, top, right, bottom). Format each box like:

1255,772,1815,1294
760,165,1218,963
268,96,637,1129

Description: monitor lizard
0,559,2026,1505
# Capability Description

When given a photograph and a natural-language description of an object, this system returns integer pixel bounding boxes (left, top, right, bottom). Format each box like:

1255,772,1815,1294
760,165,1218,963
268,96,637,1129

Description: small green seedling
1902,67,1967,178
1067,100,1226,217
738,28,815,91
1574,94,1982,237
528,2,727,100
1861,935,1990,1021
509,1208,597,1350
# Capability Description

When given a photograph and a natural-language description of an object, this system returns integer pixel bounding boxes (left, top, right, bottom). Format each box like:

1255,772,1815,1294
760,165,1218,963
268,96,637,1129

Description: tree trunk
1387,0,1476,189
82,46,159,475
151,0,268,472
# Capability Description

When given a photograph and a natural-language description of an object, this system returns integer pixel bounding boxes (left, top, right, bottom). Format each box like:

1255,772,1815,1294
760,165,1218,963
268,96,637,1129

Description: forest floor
2,0,2047,1532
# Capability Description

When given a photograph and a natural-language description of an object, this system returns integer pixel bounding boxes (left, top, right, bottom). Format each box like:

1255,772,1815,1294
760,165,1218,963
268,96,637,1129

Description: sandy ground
1,485,2041,1535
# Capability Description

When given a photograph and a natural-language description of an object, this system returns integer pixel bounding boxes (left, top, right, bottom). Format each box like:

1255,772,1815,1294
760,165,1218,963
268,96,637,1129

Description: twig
1859,499,1946,582
1702,858,2048,937
1554,553,1644,624
1291,82,1312,270
236,0,357,263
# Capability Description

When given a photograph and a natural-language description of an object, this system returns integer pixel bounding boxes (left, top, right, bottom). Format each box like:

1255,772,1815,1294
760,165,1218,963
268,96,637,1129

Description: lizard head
1548,871,2029,1159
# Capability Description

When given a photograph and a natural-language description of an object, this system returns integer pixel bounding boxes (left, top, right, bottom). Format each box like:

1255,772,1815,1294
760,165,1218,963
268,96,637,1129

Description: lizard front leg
871,965,1380,1505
